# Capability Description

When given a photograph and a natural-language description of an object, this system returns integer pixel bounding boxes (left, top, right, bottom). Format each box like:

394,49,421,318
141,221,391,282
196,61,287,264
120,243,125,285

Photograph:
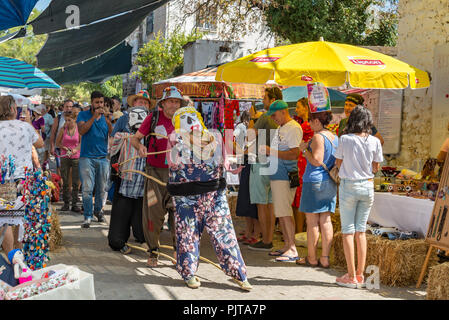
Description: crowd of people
0,85,384,290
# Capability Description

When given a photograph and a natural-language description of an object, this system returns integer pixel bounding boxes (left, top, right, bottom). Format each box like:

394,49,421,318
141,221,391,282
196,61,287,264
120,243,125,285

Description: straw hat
127,90,151,107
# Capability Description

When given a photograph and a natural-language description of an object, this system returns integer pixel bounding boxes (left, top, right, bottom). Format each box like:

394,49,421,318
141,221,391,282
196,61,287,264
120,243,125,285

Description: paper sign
307,82,331,113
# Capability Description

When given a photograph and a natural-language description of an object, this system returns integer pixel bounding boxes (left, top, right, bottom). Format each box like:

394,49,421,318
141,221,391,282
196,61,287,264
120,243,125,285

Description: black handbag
288,171,300,188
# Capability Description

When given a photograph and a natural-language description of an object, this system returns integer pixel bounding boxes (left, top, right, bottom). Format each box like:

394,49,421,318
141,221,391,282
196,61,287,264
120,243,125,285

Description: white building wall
389,0,449,168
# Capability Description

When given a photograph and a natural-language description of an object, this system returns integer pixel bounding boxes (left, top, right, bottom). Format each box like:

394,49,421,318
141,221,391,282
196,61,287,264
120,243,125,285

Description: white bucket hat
157,86,188,108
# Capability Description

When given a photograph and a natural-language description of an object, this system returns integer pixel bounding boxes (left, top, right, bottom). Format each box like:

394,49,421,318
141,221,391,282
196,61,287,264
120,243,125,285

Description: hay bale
49,209,62,251
227,195,238,217
427,262,449,300
332,232,439,287
331,208,341,233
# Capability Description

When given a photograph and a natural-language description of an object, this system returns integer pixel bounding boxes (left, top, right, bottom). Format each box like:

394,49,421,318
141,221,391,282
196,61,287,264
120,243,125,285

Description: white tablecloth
369,193,434,238
24,264,96,300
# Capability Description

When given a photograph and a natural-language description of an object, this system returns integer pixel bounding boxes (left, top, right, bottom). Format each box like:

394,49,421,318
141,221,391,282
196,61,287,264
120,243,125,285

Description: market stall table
369,192,433,238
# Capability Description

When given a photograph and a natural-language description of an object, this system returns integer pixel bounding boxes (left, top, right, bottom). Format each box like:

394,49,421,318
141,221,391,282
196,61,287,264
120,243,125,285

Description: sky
36,0,51,11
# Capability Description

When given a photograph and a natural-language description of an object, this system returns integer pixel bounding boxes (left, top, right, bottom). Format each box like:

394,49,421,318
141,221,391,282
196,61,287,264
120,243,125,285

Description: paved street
49,202,427,300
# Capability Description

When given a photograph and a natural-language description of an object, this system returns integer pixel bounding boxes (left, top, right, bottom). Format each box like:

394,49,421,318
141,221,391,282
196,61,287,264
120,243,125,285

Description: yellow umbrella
216,39,430,89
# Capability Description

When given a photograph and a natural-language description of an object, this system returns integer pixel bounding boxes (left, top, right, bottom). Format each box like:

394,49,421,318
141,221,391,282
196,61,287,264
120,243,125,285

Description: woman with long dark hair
297,111,338,268
334,106,383,288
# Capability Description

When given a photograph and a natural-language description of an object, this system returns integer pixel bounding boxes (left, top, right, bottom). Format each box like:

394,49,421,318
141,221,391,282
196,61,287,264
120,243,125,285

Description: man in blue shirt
77,91,113,228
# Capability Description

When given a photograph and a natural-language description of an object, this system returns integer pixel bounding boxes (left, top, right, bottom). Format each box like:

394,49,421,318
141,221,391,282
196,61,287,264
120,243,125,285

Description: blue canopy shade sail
282,86,347,107
46,42,133,85
0,0,39,31
0,56,60,89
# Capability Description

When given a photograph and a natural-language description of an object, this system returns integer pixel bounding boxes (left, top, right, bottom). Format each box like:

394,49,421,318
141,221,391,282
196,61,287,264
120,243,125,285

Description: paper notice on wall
377,89,403,154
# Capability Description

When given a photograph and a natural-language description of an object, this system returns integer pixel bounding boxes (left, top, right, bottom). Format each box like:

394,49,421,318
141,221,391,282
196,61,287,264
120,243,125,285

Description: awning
30,0,164,35
0,0,38,31
36,1,168,69
0,27,26,44
153,67,271,100
46,42,132,84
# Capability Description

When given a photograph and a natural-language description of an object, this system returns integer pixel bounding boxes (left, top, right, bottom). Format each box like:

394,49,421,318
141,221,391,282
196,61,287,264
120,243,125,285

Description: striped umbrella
0,56,60,89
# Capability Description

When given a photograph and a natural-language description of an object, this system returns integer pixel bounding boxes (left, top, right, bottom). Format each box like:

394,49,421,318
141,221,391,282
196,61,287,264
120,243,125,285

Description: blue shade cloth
46,42,132,84
0,56,60,89
36,1,168,69
282,86,347,106
0,0,39,31
31,0,162,35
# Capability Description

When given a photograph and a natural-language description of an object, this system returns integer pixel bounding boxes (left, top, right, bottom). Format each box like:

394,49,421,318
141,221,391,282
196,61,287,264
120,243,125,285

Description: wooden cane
120,169,167,187
158,245,222,271
125,243,176,264
118,149,171,167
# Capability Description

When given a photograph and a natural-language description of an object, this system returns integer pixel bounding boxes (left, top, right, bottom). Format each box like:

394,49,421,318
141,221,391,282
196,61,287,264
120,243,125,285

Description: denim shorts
300,179,337,214
339,179,374,234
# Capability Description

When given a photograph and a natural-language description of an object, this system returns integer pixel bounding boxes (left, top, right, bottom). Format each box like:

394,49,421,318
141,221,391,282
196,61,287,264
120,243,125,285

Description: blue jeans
339,179,374,234
79,157,110,219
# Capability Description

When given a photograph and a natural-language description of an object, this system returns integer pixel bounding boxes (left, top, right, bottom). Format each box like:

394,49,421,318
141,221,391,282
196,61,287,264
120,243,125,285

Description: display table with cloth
0,197,26,243
369,192,433,238
24,264,95,300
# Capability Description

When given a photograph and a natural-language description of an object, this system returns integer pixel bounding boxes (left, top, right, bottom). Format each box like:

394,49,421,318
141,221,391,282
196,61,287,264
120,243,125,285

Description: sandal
318,256,330,269
243,237,259,245
237,235,248,242
275,254,299,262
146,252,158,267
296,256,318,267
185,276,201,289
268,249,286,257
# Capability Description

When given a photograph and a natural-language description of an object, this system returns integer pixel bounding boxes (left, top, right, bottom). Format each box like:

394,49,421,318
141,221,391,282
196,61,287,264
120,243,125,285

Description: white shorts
270,180,296,218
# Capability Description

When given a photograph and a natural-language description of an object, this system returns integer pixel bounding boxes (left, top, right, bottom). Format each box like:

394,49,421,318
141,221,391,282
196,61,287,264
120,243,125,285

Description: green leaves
264,0,397,46
135,29,203,89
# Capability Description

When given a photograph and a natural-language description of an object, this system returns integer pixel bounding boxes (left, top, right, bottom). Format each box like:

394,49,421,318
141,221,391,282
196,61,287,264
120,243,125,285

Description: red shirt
138,109,174,168
293,120,314,208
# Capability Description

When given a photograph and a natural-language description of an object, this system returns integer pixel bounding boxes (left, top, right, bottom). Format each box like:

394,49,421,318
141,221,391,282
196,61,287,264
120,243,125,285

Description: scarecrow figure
108,92,151,254
166,107,252,291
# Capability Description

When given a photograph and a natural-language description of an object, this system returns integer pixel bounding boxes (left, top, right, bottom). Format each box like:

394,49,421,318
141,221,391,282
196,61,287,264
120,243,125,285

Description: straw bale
227,195,238,217
49,208,63,251
427,262,449,300
332,232,439,286
331,208,341,233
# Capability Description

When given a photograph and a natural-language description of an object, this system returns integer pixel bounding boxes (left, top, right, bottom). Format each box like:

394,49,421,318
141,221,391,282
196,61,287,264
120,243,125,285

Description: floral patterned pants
173,189,248,282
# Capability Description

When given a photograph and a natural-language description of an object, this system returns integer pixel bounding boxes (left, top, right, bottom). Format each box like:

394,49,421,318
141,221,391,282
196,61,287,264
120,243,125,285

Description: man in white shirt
260,100,303,261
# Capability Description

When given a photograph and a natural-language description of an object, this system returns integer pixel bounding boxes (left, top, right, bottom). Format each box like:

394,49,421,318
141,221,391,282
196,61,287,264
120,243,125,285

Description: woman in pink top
56,112,81,212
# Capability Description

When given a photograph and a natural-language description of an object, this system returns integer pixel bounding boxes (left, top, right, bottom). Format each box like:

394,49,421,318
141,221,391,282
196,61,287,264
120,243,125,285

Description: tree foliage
179,0,398,46
135,29,203,89
42,76,123,105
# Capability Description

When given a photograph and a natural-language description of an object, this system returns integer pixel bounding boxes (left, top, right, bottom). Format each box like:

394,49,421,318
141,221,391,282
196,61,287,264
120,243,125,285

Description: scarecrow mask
173,107,207,134
128,106,148,133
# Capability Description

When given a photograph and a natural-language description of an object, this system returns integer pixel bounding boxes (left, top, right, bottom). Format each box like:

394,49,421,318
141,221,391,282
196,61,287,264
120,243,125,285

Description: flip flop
275,254,299,262
237,235,248,242
296,257,319,267
268,249,285,257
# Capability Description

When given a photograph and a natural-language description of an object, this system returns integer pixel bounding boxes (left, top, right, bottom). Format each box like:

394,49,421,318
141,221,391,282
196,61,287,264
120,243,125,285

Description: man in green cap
338,93,384,145
259,100,302,261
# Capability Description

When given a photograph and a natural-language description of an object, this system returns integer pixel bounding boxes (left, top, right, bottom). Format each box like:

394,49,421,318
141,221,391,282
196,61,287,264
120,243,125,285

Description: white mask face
128,107,148,133
179,113,202,133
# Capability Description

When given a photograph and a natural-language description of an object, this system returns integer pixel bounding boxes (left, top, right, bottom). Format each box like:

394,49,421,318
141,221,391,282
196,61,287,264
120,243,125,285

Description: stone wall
391,0,449,168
